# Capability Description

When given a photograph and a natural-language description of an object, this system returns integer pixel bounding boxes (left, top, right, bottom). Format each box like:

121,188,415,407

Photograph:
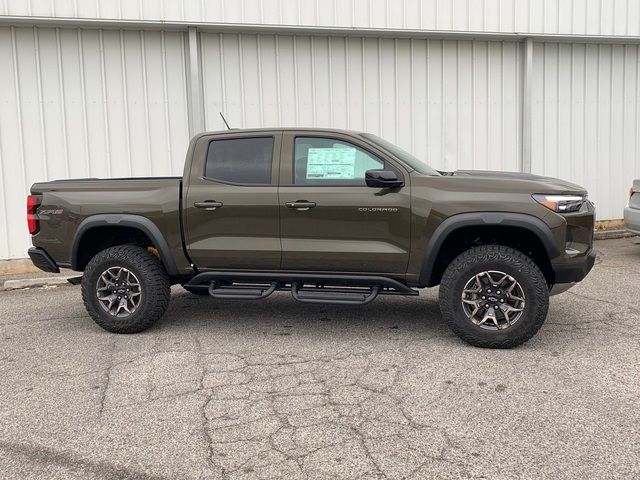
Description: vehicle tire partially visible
439,244,549,348
81,245,171,333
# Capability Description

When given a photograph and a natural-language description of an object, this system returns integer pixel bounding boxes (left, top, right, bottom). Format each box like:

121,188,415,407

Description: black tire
439,244,549,348
181,285,209,296
81,245,171,333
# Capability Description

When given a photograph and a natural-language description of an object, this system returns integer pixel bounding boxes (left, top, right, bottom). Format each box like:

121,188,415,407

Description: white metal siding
200,33,523,174
531,42,640,220
0,26,190,259
2,0,640,37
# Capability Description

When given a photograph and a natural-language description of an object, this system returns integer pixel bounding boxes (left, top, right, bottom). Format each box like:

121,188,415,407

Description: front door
278,132,411,275
184,132,282,270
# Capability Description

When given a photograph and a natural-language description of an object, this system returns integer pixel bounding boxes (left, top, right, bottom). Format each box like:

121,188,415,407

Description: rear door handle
285,201,316,211
194,200,223,211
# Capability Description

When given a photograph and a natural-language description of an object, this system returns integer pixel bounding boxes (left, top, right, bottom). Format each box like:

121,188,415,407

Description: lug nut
500,299,505,303
485,304,489,308
482,296,486,300
496,290,501,294
487,289,492,293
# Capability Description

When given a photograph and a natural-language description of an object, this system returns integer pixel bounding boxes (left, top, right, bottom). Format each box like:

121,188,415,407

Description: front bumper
28,247,60,273
551,250,596,284
624,205,640,235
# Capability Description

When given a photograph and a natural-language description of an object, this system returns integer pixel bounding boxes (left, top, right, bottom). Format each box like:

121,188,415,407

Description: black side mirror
365,170,404,188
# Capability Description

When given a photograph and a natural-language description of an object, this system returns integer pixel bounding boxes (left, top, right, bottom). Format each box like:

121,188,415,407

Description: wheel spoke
461,270,526,331
96,267,142,318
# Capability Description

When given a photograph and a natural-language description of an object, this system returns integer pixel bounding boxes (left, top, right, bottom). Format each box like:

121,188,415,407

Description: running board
292,284,379,305
184,271,417,295
208,281,278,300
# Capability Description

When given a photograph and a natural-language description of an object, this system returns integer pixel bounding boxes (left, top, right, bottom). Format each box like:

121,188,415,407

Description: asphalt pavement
1,238,639,479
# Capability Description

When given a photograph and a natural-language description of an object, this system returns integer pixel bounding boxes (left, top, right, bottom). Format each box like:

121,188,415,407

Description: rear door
278,131,411,275
184,131,282,270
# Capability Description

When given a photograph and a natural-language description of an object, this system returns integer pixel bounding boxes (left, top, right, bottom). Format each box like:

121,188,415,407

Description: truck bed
30,177,188,272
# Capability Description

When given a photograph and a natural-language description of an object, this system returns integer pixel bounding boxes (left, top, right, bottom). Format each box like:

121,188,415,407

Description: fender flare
419,212,560,287
71,214,178,275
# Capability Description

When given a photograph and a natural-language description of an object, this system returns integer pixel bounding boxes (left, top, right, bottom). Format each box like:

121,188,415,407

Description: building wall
0,26,190,259
530,42,640,220
2,0,640,37
0,4,639,259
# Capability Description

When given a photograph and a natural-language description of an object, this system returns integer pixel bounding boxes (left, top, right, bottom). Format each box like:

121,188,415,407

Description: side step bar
292,284,380,305
208,282,277,300
182,271,418,306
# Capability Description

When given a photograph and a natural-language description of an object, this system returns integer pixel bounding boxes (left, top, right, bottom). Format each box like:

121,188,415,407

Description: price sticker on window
306,147,356,179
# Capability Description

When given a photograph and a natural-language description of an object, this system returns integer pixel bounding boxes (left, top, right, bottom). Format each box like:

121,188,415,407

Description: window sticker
306,147,356,179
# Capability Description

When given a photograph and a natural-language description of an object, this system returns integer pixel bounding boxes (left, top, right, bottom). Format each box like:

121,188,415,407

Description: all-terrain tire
439,244,549,348
81,245,171,333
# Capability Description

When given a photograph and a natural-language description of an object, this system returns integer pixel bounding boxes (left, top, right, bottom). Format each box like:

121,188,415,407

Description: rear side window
205,137,274,184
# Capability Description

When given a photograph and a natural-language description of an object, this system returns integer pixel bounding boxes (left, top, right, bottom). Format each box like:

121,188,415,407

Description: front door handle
285,201,316,211
194,200,223,211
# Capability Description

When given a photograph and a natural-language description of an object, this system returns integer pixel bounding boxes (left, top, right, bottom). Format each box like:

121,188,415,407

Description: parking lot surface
1,238,639,479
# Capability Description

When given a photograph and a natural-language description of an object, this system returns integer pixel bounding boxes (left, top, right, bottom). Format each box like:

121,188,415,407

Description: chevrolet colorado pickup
27,128,596,348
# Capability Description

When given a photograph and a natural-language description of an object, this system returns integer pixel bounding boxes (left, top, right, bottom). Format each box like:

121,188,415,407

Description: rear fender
71,214,178,275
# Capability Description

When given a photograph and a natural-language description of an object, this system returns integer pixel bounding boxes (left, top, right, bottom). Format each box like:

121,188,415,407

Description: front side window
293,137,385,185
205,137,274,184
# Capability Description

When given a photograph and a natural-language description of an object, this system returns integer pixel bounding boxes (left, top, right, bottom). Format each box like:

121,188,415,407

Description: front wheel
81,245,171,333
438,245,549,348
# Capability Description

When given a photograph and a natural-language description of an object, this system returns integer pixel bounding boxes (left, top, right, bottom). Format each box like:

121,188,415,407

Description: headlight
532,194,586,213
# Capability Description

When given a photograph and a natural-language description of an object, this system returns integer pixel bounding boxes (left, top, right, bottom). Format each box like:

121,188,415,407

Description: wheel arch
419,212,561,287
71,214,178,275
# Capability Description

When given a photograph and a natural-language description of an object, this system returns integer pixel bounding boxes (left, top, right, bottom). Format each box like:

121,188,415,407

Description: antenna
219,112,231,130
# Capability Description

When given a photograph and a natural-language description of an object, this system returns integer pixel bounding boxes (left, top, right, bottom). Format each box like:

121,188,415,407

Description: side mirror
365,170,404,188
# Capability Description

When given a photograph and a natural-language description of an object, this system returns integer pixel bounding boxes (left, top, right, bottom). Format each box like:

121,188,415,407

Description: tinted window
205,137,273,184
294,137,385,185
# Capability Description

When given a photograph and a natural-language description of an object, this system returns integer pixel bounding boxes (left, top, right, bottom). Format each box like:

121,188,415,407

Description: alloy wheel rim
96,267,142,317
460,270,526,330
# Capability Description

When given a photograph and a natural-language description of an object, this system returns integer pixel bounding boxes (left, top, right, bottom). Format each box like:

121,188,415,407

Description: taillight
27,195,41,235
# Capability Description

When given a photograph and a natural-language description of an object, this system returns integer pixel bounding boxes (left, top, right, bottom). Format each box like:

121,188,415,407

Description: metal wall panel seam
275,35,282,126
10,26,28,215
257,35,264,127
521,37,533,173
140,31,153,174
119,30,132,176
218,32,227,129
98,29,111,176
361,37,365,129
160,30,172,174
310,36,317,126
409,38,414,153
328,37,334,126
55,27,70,177
238,34,246,127
33,27,49,179
0,82,8,254
293,36,299,125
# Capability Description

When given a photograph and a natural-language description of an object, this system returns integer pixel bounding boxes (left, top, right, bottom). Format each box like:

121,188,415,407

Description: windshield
360,133,441,176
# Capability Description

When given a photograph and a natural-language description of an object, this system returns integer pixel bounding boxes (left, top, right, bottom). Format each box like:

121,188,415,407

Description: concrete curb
2,276,76,291
593,229,636,240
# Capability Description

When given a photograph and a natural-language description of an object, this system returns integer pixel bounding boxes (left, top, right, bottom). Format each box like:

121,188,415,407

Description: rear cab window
204,137,274,185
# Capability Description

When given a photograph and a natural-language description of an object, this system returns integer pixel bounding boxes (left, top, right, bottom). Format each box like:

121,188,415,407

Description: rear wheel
438,245,549,348
81,245,171,333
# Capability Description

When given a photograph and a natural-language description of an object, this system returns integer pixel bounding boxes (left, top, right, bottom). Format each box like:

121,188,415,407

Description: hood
451,170,587,195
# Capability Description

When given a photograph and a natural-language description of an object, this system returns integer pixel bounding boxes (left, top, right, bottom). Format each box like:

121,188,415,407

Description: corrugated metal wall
0,26,190,259
530,42,640,220
200,33,523,173
0,17,639,259
2,0,640,37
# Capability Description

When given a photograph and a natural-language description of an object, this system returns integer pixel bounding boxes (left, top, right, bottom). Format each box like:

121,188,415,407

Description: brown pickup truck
27,128,596,348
